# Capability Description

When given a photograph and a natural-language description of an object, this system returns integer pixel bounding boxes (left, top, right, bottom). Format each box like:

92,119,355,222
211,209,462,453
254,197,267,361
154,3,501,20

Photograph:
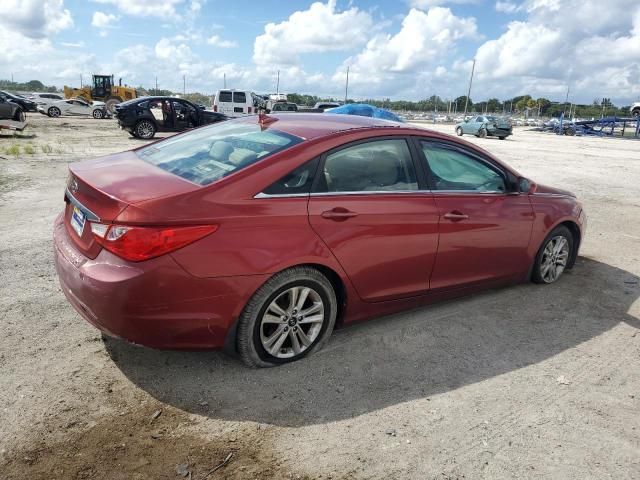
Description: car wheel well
301,264,347,325
223,263,347,356
559,220,581,268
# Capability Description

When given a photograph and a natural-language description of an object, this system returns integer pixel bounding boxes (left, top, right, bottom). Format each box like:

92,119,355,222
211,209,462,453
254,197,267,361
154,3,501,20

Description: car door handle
443,211,469,221
321,208,359,220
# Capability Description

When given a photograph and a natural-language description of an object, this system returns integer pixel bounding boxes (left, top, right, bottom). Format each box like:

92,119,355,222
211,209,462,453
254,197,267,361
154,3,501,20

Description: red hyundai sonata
53,113,586,367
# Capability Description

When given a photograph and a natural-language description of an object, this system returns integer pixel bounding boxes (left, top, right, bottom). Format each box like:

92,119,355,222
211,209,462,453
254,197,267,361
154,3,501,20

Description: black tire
478,128,487,138
135,119,156,139
92,109,104,119
237,266,337,368
13,108,25,122
105,98,121,114
498,136,506,140
532,225,574,284
48,107,61,118
456,127,463,136
632,109,639,118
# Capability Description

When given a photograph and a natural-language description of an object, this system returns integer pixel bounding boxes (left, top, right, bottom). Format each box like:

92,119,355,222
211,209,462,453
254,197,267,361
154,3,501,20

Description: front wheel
135,120,156,139
478,128,487,138
498,136,506,140
48,107,61,118
92,109,104,119
532,225,574,284
237,267,337,367
456,127,463,136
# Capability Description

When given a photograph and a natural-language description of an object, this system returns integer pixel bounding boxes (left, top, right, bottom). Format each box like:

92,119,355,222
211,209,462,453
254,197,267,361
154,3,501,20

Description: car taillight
213,105,217,112
90,223,218,262
248,107,252,114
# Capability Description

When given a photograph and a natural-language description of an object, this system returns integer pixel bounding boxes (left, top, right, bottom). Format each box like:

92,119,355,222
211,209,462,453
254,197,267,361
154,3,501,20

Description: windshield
137,121,302,186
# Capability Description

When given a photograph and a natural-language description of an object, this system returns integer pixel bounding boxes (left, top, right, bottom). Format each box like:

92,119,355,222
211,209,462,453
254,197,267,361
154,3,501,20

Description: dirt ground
1,113,639,479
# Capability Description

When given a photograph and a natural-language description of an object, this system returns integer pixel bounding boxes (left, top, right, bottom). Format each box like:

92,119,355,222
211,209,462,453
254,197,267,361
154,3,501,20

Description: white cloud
409,0,479,8
471,0,640,102
334,7,477,93
207,35,238,48
91,11,119,29
0,0,73,39
495,1,519,13
91,0,184,17
154,37,195,62
253,0,373,66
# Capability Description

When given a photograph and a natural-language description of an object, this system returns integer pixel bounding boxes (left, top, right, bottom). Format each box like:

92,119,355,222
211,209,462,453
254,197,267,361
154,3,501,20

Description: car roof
234,113,408,140
119,96,192,107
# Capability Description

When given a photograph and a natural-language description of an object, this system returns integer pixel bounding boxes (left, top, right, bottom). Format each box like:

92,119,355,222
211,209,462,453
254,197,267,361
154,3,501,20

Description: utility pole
80,74,83,88
223,73,226,89
344,65,350,104
463,58,475,116
276,69,280,95
564,84,570,115
509,99,513,113
155,76,158,94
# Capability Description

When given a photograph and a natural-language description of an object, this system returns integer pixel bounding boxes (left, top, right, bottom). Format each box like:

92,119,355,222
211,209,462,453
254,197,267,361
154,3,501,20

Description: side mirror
519,177,537,194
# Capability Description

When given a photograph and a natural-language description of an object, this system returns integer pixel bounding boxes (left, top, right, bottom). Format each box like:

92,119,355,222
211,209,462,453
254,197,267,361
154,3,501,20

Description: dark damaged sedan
115,96,228,139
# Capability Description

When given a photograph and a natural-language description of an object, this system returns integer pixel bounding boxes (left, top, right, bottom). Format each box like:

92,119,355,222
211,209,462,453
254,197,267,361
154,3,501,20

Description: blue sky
2,0,640,104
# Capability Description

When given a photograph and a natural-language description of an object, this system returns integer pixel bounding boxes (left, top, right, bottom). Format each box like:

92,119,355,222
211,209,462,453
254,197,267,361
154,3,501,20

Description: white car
36,97,109,119
30,92,65,103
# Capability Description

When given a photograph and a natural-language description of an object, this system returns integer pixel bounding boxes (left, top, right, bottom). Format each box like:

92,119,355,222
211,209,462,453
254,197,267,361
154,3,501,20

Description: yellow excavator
64,74,137,113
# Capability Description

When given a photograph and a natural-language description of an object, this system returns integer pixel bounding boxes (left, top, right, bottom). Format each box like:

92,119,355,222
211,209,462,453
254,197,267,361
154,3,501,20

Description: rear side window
137,122,302,186
233,92,246,103
420,142,506,192
316,139,418,193
262,158,319,196
218,91,232,103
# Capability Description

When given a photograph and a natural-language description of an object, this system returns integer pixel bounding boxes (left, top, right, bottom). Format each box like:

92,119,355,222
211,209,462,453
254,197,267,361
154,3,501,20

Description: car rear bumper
53,213,269,350
488,127,512,136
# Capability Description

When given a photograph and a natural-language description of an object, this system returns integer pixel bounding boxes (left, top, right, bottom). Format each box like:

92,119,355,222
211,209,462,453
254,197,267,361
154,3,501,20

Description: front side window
137,122,302,186
317,139,418,193
420,142,506,192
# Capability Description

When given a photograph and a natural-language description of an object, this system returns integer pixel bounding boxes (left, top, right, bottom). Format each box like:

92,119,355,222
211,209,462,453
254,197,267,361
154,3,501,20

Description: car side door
307,137,440,302
0,96,11,119
415,138,535,290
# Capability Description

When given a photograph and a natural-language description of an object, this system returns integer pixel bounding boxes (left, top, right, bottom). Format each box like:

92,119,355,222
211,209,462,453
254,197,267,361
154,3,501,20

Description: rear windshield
233,91,246,103
218,90,232,103
137,121,302,186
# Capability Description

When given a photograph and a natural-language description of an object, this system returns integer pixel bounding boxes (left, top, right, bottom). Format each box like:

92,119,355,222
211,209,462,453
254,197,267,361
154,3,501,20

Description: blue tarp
325,103,404,123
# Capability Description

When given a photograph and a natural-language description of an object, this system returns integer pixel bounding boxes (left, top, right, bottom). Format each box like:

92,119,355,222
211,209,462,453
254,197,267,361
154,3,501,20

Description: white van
212,89,255,117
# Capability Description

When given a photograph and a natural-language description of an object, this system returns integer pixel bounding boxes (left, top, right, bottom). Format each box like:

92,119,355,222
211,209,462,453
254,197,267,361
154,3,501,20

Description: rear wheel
532,225,574,284
135,120,156,139
48,107,61,118
456,127,463,136
105,98,121,114
13,108,25,122
499,136,506,140
237,267,337,367
92,109,104,119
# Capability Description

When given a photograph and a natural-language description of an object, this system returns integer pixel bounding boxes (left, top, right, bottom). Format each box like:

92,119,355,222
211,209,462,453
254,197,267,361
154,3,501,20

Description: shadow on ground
106,257,639,427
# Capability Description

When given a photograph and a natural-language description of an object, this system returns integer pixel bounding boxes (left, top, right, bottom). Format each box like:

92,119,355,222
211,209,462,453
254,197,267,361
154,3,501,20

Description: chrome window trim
253,192,310,199
431,190,508,195
65,188,100,221
310,190,422,196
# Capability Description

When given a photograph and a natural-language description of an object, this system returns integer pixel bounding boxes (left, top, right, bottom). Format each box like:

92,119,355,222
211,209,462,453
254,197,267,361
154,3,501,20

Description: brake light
248,107,252,114
213,105,217,112
91,223,218,261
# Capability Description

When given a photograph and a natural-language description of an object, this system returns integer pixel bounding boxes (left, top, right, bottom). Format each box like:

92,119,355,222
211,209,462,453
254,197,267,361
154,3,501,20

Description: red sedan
53,113,586,367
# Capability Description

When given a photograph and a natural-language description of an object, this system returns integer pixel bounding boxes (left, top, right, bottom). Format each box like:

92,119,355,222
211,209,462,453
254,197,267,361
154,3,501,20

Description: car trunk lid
64,150,201,258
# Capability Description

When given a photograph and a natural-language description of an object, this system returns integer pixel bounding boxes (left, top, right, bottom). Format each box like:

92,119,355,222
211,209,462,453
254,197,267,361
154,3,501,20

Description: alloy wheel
49,107,60,118
540,235,570,283
136,121,155,139
259,286,325,359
